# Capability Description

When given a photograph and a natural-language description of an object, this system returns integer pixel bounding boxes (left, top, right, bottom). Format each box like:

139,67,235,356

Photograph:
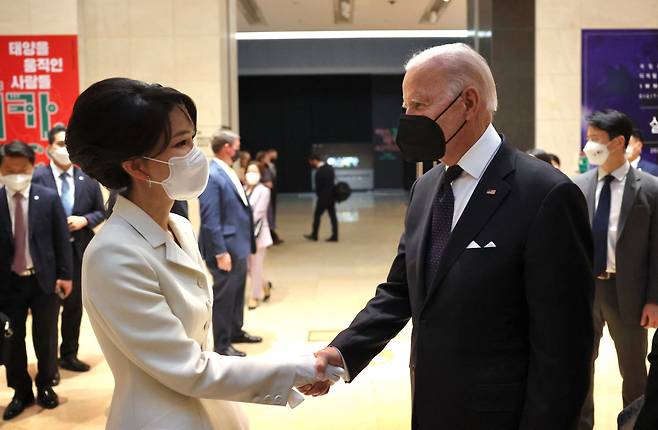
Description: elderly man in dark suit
32,125,105,375
301,43,595,430
572,110,658,430
199,130,261,357
0,141,73,420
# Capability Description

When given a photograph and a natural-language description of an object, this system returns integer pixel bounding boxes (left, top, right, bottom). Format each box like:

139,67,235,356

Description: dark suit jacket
572,167,658,324
637,332,658,429
331,141,594,430
314,164,335,207
638,159,658,177
32,164,105,258
198,161,255,261
0,184,73,294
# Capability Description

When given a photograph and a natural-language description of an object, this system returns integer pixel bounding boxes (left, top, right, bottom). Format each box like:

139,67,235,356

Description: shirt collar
449,123,502,180
630,157,640,169
51,162,74,178
8,185,31,200
598,161,630,181
214,158,232,171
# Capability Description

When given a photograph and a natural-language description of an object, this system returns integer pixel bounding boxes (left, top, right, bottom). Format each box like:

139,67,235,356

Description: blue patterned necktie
592,175,614,276
424,165,464,289
60,171,73,216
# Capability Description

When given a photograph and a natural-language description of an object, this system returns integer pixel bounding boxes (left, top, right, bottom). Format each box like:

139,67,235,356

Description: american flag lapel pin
486,189,496,195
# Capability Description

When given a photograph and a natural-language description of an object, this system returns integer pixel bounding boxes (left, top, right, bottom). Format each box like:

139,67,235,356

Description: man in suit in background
199,130,261,357
304,154,338,242
626,129,658,176
302,43,594,430
573,110,658,430
266,149,283,245
0,141,72,420
32,125,105,376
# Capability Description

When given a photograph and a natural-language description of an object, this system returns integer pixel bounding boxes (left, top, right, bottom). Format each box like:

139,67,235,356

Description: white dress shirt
6,185,34,269
50,162,75,200
595,161,629,273
214,158,248,206
448,123,503,230
630,157,640,170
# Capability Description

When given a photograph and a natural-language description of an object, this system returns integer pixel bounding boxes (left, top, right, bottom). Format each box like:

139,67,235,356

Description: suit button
206,299,212,307
274,395,283,403
197,278,204,288
263,395,272,403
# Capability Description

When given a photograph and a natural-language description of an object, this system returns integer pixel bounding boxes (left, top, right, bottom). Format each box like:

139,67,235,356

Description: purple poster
582,30,658,161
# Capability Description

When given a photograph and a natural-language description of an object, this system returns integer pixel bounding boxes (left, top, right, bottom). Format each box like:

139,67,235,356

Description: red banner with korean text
0,35,79,165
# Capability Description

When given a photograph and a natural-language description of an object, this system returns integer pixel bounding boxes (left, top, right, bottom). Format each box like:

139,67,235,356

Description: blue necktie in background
592,175,614,276
424,165,463,290
60,171,73,216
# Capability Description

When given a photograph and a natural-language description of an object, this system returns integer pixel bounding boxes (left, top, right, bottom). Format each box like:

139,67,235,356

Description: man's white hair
405,43,498,113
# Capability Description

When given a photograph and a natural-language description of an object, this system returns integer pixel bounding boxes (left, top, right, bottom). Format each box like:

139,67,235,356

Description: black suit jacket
32,164,105,258
0,184,73,294
314,164,335,207
331,141,595,430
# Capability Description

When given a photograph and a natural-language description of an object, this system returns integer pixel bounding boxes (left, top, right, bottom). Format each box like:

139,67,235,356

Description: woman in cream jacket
66,78,341,430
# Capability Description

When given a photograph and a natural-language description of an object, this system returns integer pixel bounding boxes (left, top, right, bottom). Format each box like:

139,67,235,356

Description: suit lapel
582,170,598,224
416,167,443,299
73,167,83,213
44,165,58,190
618,167,640,237
167,216,206,276
423,144,514,309
28,187,40,240
0,188,12,243
216,164,249,209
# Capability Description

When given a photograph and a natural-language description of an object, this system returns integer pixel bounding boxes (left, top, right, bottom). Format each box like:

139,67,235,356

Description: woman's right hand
292,354,344,388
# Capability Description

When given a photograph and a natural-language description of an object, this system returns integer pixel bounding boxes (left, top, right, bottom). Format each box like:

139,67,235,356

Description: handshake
290,347,345,406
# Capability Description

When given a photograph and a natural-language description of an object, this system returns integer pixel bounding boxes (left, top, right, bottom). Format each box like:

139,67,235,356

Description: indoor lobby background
1,0,658,429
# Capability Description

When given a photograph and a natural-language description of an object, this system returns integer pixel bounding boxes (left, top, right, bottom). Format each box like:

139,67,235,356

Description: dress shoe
3,392,34,420
217,346,246,357
36,387,59,409
59,356,91,372
263,282,272,302
232,332,263,344
51,371,60,387
303,234,318,241
248,297,259,310
325,236,338,242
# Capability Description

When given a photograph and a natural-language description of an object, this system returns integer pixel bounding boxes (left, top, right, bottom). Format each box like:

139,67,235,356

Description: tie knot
12,192,22,202
604,174,614,185
445,165,464,184
60,171,69,179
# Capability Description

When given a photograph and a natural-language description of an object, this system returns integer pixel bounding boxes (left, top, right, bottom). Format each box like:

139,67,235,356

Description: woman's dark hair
535,152,561,167
66,78,197,190
0,140,36,165
587,109,633,148
247,160,266,177
48,124,67,145
632,128,644,144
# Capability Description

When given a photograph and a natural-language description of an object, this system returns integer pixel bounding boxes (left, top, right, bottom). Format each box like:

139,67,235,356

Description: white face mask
245,171,261,186
583,140,609,165
143,146,209,200
2,174,32,193
50,146,71,166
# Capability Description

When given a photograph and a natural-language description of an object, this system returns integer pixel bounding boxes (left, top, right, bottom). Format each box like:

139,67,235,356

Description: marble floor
0,191,650,429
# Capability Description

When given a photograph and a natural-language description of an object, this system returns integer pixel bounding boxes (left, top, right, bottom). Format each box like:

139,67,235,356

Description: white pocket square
484,241,496,248
466,241,481,249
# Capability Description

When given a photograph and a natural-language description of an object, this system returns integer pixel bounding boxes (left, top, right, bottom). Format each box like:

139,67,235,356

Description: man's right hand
298,346,344,397
216,253,232,272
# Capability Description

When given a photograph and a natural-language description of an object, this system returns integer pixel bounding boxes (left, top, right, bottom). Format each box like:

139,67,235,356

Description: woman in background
66,78,342,429
245,162,273,310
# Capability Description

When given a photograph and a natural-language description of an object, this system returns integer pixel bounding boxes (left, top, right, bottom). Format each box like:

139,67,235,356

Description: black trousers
579,277,648,430
3,274,59,394
206,257,247,353
311,201,338,238
59,243,83,359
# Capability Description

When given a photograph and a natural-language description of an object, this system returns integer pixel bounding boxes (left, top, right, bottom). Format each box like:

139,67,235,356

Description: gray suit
573,167,658,430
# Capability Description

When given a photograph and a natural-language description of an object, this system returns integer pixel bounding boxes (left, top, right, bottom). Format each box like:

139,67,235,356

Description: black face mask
395,91,467,162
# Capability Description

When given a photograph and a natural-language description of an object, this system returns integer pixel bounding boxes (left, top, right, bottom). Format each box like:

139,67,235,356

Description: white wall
536,0,658,174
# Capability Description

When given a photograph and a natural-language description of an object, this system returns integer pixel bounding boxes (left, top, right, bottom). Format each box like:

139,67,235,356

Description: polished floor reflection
0,191,647,429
